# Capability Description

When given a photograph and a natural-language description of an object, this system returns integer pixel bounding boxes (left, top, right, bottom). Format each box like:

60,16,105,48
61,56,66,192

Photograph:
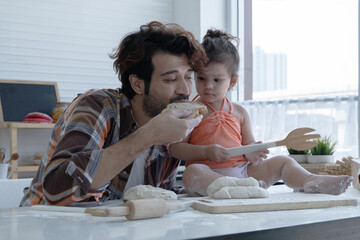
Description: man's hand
146,109,203,145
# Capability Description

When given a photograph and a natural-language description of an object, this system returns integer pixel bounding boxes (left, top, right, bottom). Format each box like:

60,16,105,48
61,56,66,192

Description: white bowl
289,154,307,163
307,155,335,164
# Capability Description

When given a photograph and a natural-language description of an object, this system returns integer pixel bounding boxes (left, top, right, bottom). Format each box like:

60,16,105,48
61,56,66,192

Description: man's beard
142,93,189,118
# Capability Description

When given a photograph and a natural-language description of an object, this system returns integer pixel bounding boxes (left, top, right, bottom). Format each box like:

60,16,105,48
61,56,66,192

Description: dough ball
124,185,177,201
207,176,259,196
212,186,269,199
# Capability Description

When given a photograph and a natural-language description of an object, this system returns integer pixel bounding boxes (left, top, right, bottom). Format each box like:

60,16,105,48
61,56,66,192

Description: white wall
174,0,201,40
174,0,228,39
0,0,174,102
199,0,228,37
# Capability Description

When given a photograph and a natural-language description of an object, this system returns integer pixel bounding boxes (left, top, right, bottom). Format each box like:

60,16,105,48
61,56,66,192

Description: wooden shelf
15,165,39,172
0,122,55,129
0,121,55,178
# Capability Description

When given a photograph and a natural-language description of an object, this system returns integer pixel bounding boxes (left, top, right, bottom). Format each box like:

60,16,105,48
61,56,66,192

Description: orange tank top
186,97,247,168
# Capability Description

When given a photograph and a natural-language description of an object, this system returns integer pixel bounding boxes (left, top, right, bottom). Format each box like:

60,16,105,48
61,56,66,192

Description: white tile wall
0,0,174,102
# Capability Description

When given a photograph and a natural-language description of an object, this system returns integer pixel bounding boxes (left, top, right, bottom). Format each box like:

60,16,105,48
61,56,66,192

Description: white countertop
1,185,360,240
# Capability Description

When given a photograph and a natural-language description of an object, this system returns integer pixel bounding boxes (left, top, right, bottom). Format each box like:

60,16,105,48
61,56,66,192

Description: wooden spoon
227,127,320,157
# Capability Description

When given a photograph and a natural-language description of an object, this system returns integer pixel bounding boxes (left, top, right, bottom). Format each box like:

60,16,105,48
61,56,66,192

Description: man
20,21,207,206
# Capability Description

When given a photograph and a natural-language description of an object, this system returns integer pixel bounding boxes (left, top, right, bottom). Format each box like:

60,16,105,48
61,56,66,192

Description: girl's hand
244,141,269,165
205,144,230,163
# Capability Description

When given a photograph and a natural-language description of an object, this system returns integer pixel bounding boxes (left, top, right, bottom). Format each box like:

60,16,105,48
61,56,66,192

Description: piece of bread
124,185,177,201
166,101,207,119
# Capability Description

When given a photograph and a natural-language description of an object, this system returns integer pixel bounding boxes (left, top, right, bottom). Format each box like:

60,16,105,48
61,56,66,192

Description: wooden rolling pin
31,198,187,220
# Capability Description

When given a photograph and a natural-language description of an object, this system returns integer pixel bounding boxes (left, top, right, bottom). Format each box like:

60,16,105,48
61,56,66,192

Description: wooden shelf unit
0,122,55,179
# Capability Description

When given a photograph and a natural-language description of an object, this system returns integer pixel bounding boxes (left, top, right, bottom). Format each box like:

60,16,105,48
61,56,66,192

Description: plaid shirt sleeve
21,89,122,206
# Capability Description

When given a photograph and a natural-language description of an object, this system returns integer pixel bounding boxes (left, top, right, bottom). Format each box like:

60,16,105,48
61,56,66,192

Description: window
252,0,358,100
235,0,359,159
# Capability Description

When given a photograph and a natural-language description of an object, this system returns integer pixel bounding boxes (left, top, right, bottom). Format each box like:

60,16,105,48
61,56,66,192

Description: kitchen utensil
3,153,19,164
31,198,192,220
0,163,13,179
227,127,320,157
0,147,5,163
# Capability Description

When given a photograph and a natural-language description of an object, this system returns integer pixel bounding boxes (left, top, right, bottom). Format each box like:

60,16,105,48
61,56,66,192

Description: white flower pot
289,154,308,163
307,155,335,164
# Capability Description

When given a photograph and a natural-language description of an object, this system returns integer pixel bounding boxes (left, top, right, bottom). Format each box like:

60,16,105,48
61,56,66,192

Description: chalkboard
0,80,59,122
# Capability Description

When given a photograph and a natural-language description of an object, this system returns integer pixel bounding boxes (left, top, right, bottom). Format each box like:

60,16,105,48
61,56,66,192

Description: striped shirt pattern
20,88,182,206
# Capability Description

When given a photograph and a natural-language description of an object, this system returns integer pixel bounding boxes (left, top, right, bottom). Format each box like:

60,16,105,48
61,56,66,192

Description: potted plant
307,136,337,164
287,147,309,163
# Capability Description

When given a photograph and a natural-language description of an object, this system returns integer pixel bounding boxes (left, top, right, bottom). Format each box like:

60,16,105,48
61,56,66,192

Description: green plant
310,136,337,155
287,147,309,155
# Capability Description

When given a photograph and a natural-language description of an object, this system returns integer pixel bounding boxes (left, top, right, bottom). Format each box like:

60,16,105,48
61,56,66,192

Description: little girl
170,29,353,197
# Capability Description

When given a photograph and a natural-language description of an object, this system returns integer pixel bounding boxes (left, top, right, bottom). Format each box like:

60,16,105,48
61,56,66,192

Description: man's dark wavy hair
110,21,207,99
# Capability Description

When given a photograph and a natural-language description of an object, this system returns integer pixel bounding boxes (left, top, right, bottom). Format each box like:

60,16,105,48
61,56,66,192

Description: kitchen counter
1,185,360,240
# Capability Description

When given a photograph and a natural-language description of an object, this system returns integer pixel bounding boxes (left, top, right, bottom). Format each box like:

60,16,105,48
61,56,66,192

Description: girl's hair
202,29,240,78
110,21,207,99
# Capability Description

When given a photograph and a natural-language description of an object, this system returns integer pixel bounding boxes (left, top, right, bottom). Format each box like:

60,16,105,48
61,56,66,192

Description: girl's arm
232,103,269,163
232,103,256,145
170,135,229,163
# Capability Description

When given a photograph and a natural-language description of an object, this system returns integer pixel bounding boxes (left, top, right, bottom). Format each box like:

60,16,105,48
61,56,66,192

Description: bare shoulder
232,102,249,115
231,102,249,123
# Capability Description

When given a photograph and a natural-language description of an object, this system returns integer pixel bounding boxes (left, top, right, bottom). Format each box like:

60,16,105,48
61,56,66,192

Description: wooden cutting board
191,192,358,214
